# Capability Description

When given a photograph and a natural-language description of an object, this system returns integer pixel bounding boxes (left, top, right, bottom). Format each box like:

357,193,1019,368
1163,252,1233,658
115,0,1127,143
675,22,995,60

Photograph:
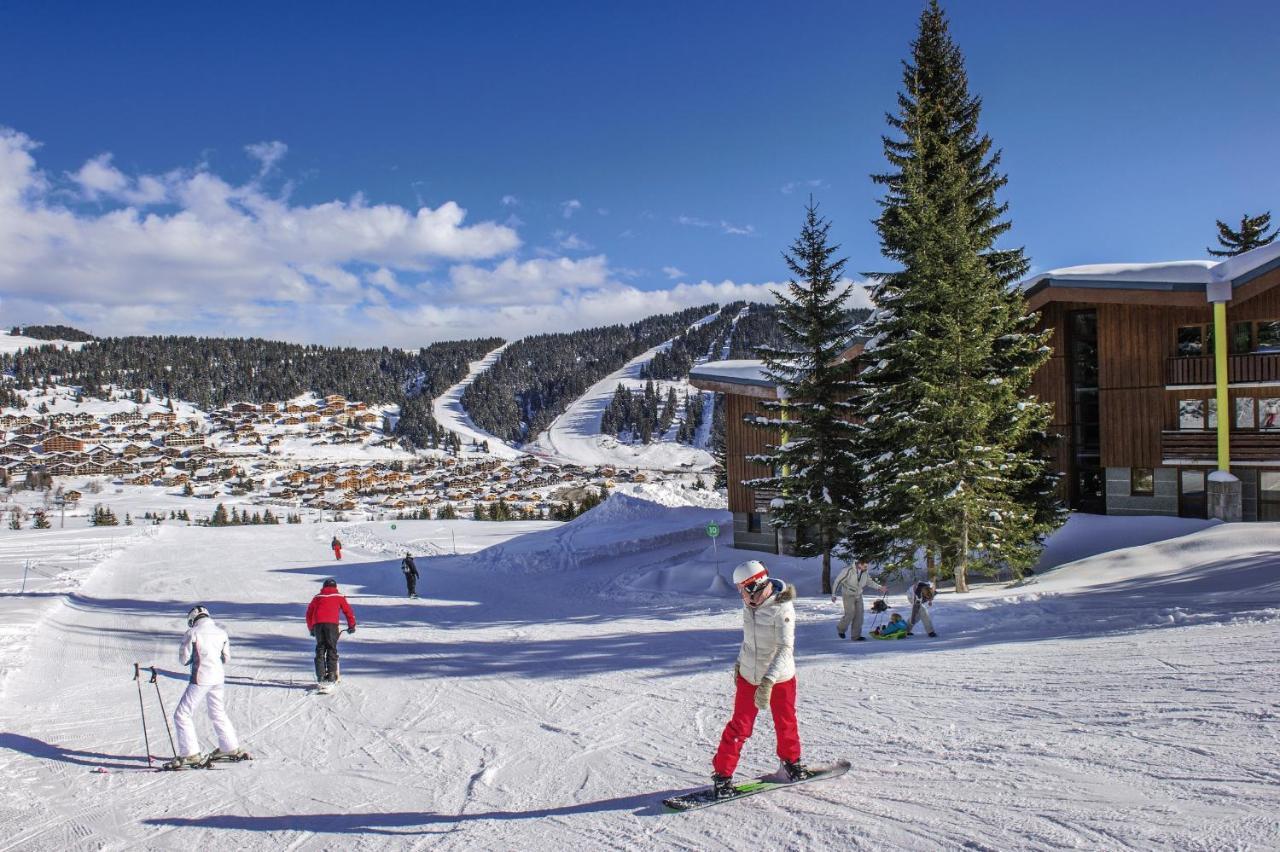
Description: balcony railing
1161,429,1280,462
1166,352,1280,386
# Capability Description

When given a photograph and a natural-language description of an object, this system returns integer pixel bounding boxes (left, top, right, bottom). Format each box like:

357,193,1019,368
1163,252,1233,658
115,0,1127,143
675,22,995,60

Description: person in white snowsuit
711,560,808,796
831,560,888,641
173,606,242,764
906,581,937,637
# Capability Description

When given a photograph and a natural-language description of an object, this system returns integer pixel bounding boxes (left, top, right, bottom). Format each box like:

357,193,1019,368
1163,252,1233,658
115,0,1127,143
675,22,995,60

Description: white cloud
245,141,288,177
500,194,519,207
662,266,686,280
676,215,712,228
71,153,169,205
781,178,827,195
0,127,522,339
448,255,614,305
553,230,593,252
721,221,755,236
560,199,581,219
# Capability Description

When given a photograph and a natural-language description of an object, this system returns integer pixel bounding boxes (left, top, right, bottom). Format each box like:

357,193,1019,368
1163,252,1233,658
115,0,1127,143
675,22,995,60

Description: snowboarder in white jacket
711,560,807,797
906,581,937,637
173,606,243,765
831,559,888,641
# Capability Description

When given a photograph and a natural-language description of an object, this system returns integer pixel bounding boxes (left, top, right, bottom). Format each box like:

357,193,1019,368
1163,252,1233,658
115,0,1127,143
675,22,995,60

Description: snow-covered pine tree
852,0,1059,592
746,200,861,594
1207,212,1277,257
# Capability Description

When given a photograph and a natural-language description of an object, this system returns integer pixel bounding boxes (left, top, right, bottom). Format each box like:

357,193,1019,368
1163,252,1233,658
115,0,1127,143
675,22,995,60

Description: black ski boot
782,760,811,782
712,774,735,798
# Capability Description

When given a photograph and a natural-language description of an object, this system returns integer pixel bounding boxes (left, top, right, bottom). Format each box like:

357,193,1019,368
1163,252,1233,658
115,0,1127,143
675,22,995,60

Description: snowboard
314,681,338,695
662,759,850,812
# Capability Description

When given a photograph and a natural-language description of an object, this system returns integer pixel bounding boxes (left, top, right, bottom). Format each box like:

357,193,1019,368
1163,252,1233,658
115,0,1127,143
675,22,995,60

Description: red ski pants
333,546,342,560
712,675,801,777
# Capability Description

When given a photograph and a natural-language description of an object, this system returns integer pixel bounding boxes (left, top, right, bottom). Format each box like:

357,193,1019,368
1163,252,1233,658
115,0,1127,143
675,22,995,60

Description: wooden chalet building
1024,240,1280,522
692,241,1280,554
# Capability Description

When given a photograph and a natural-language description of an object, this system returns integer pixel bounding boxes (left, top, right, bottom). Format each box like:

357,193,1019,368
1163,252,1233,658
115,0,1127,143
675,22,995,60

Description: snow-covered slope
526,313,720,470
430,343,525,460
0,334,89,354
0,505,1276,850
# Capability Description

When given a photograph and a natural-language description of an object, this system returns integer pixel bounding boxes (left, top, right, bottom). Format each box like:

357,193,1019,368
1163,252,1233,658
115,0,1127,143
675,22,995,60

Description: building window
1208,398,1218,429
1236,397,1256,430
1232,322,1253,354
747,512,761,533
1262,399,1280,430
1258,321,1280,353
1131,468,1155,497
1261,472,1280,521
1178,399,1205,430
1176,326,1204,356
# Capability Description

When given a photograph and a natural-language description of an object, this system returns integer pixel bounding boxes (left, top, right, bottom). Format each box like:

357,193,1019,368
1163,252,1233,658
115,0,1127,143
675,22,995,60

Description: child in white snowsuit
173,606,242,764
906,581,937,637
831,560,888,641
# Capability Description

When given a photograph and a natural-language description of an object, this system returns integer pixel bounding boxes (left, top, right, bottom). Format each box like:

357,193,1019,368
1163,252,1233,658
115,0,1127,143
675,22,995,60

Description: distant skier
331,536,343,561
710,560,808,798
906,580,937,637
172,606,244,766
831,559,888,641
401,552,419,599
306,578,356,684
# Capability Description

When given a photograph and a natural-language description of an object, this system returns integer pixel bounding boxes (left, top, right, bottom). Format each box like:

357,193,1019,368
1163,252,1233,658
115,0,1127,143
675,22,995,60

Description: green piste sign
706,522,720,539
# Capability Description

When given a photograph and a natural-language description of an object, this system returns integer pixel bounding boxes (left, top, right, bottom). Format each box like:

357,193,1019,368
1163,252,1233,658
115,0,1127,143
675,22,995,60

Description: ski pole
149,666,177,761
133,663,153,767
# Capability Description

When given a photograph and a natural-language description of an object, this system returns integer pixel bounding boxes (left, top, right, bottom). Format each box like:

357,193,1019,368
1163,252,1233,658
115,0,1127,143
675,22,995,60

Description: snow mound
609,481,725,511
478,493,727,575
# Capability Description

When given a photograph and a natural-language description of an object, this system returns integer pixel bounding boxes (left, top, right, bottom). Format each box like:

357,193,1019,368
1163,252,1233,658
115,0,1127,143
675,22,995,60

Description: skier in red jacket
306,578,356,684
331,536,343,560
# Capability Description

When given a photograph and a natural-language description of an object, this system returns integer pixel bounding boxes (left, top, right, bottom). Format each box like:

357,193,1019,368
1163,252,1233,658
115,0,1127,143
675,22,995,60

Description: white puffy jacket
832,564,879,597
736,580,797,686
180,617,231,686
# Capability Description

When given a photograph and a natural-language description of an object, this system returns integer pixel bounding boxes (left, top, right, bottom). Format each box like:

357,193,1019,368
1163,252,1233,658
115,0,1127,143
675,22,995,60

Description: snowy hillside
526,313,721,470
0,497,1276,850
430,344,524,460
0,334,89,355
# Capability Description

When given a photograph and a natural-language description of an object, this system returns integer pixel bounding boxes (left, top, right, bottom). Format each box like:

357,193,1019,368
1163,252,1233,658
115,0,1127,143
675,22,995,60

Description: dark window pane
1131,468,1154,496
1181,469,1206,496
1231,322,1253,354
747,512,761,533
1260,471,1280,498
1177,326,1204,356
1257,321,1280,352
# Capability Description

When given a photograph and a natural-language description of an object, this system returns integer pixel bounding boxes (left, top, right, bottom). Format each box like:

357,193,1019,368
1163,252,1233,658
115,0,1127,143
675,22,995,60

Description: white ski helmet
186,605,210,627
732,560,768,588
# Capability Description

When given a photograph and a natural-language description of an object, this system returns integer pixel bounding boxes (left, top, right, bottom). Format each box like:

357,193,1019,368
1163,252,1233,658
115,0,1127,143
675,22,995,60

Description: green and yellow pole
1213,301,1230,472
779,394,790,479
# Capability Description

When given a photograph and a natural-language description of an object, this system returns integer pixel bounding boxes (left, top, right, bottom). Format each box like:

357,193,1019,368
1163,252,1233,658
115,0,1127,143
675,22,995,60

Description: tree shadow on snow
143,789,676,834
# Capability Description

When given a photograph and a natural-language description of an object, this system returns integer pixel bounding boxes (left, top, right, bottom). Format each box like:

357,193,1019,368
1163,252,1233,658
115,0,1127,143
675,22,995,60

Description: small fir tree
1207,212,1277,257
746,200,861,594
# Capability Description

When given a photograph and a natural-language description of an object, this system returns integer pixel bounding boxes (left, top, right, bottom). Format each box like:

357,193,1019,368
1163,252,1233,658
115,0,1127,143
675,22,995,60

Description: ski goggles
738,576,770,604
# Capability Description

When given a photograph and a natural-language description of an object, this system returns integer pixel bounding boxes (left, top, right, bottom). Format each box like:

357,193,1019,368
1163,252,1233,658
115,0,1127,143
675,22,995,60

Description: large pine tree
1207,212,1277,257
852,1,1060,592
747,200,861,594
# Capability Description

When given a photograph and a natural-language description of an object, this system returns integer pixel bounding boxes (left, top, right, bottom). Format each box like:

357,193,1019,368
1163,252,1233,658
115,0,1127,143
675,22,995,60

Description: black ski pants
405,572,417,597
314,623,340,682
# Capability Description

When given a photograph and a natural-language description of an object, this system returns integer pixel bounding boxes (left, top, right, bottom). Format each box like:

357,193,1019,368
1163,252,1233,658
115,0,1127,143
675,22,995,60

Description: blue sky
1,1,1277,346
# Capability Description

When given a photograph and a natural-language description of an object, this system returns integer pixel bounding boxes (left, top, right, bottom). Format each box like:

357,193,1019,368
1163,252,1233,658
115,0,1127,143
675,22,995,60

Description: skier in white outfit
831,560,888,641
173,606,243,765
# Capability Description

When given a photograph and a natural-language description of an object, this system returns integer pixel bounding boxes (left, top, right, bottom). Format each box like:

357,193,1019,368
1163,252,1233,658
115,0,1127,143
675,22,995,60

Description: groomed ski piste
429,343,525,461
1,485,1278,850
526,313,721,472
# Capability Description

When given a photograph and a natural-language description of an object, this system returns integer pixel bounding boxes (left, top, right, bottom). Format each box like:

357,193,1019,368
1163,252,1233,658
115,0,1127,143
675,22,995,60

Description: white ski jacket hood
180,617,230,686
736,580,797,686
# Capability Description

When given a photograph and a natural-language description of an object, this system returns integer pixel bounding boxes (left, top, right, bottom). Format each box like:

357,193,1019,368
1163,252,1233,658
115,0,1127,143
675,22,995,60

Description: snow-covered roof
687,360,773,388
1021,240,1280,300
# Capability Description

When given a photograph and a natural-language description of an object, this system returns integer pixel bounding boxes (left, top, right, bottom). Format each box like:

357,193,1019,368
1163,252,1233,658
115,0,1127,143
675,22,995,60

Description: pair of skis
160,751,254,772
